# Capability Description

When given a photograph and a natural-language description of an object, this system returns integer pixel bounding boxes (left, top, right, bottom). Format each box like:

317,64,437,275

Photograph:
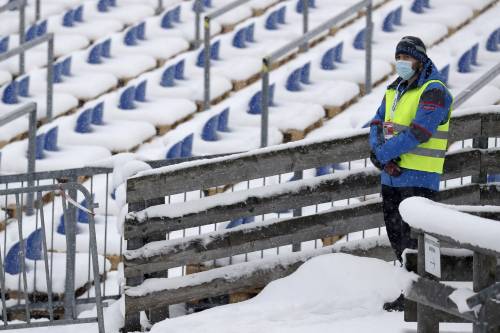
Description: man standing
369,36,453,265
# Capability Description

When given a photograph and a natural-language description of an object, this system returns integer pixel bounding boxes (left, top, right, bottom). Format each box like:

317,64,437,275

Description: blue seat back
277,6,286,24
5,242,23,274
161,65,176,87
393,6,402,25
161,10,174,29
136,22,146,40
382,11,395,32
37,20,47,36
353,28,366,50
0,36,9,53
457,50,472,73
53,61,64,83
88,44,102,64
203,0,212,8
439,64,449,85
25,24,37,42
411,0,425,13
286,68,302,92
101,39,112,58
44,126,58,151
17,76,30,97
470,43,479,66
73,5,84,22
97,0,108,12
196,48,207,67
124,27,138,46
2,81,18,104
26,229,43,260
175,60,185,80
423,0,431,8
315,166,331,177
226,216,254,229
91,102,105,125
166,141,182,159
321,47,336,70
217,108,230,132
75,109,92,133
108,0,117,7
233,28,247,48
210,40,221,60
78,198,90,223
248,90,262,114
334,42,343,62
181,133,194,157
63,9,74,27
245,23,255,43
119,86,136,110
201,115,219,141
135,80,147,102
300,62,311,85
172,5,181,23
486,29,499,52
35,133,45,159
57,215,66,234
192,0,204,12
265,11,279,30
61,57,72,76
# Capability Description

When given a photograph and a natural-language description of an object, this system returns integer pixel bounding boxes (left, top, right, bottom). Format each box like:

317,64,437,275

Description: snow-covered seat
403,1,473,31
82,0,155,26
254,6,302,42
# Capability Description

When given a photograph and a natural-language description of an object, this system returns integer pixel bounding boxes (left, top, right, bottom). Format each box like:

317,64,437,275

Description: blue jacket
369,59,453,191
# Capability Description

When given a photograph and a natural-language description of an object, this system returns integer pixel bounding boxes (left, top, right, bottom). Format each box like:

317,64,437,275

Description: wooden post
417,233,439,333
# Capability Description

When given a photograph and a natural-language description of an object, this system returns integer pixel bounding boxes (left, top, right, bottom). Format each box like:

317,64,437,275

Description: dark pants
381,185,436,262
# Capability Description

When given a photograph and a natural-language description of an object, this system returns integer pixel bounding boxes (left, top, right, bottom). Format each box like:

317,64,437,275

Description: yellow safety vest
384,79,452,174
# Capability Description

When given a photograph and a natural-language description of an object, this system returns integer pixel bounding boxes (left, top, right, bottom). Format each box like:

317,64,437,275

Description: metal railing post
47,37,54,121
19,0,26,75
364,1,373,94
203,16,211,111
300,0,309,52
156,0,164,14
261,58,270,148
194,0,202,48
35,0,40,20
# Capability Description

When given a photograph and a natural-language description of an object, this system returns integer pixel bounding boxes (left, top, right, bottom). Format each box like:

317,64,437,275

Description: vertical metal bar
156,0,164,14
0,237,8,327
36,192,54,322
203,17,211,111
47,37,54,122
14,194,31,324
103,173,109,297
300,0,309,52
292,171,302,252
261,59,270,148
19,1,26,75
62,179,77,319
473,252,496,333
26,102,37,217
416,233,438,333
194,0,202,48
35,0,40,20
364,1,373,95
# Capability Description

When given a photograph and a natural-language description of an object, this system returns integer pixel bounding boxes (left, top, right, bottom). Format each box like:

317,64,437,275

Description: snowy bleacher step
124,236,392,313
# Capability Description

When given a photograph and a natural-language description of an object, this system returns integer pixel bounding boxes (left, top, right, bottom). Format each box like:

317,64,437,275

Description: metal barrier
454,61,500,109
0,0,26,75
0,182,104,332
260,0,373,147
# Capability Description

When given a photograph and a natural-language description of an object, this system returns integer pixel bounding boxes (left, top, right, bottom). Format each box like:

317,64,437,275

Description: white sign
424,234,441,278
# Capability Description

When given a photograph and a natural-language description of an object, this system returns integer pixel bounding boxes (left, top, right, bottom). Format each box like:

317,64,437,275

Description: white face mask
395,60,415,81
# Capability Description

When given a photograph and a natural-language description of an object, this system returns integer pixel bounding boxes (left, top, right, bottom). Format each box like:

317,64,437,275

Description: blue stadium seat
286,68,303,92
276,7,286,24
135,80,147,102
181,133,194,157
439,64,449,85
172,5,181,22
321,47,336,70
87,44,102,64
353,28,366,50
226,216,254,229
217,108,230,132
196,49,207,67
2,81,18,104
315,166,331,177
119,86,136,110
382,11,395,32
245,23,255,43
166,141,182,159
73,5,84,22
57,215,66,234
26,229,43,260
202,115,219,141
233,27,247,48
75,109,92,133
78,198,91,223
35,133,45,159
5,242,23,275
25,24,37,42
107,0,117,7
136,22,146,40
175,60,185,80
17,76,30,97
265,11,280,30
36,20,47,37
192,0,204,12
331,163,345,171
457,50,472,73
161,65,176,87
487,174,500,183
422,0,431,8
110,188,116,200
53,61,64,83
0,36,9,53
300,62,311,85
161,10,174,28
393,6,402,26
203,0,212,8
91,102,105,125
334,42,344,62
486,29,499,52
210,40,221,60
248,90,263,114
124,27,138,46
97,0,109,12
101,39,112,58
411,0,425,13
63,9,75,27
44,126,59,151
61,57,72,76
470,43,479,66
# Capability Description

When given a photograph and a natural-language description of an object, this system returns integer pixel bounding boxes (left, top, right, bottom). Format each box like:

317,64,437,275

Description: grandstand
0,0,499,332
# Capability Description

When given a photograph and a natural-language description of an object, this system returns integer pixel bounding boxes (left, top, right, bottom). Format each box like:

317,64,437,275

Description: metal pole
261,59,270,148
203,17,211,111
19,0,26,75
26,104,37,216
156,0,164,14
300,0,309,52
364,1,373,95
35,0,40,20
194,0,202,48
47,35,54,121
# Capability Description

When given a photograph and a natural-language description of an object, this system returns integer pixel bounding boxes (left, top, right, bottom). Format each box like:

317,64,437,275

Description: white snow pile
149,253,415,333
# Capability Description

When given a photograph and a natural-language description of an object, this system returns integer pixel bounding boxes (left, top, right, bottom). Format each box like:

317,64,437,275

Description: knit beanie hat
395,36,428,64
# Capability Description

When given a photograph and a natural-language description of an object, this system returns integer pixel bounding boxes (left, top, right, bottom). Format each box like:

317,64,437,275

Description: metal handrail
454,61,500,109
0,0,27,74
260,0,373,147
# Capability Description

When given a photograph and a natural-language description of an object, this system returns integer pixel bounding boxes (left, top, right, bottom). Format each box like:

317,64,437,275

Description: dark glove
370,151,383,171
384,160,402,177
